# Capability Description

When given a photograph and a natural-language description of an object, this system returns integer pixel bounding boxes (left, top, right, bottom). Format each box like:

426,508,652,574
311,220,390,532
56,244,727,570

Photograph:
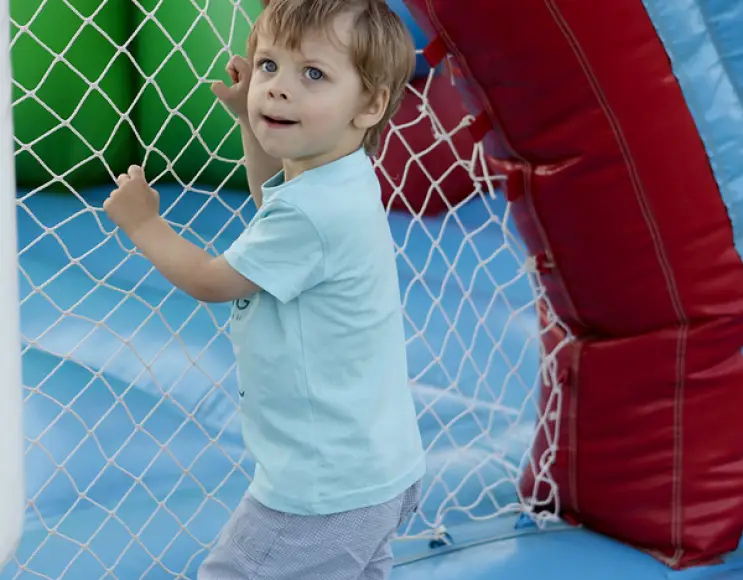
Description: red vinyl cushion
404,0,743,568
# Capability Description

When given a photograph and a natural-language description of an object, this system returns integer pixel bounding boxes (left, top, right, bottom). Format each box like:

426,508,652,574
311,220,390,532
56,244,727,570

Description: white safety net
3,1,566,578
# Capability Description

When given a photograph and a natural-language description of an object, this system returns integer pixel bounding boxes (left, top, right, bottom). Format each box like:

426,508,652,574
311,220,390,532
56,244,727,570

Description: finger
211,80,230,100
103,192,117,211
226,58,239,84
128,165,145,181
233,55,251,79
116,174,129,187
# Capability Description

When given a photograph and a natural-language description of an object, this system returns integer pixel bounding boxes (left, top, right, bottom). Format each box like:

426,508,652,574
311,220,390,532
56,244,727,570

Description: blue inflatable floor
5,185,743,579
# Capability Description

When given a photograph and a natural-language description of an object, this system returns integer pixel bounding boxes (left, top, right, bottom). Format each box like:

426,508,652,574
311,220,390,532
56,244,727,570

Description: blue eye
305,67,324,80
259,59,277,73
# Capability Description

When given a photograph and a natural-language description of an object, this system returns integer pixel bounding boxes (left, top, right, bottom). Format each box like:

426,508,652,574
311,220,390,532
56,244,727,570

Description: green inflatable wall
134,1,262,188
11,0,134,189
11,0,264,191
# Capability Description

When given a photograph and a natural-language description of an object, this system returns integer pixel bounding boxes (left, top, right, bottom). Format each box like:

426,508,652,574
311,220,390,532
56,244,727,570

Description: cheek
247,87,259,111
247,89,262,126
306,93,354,125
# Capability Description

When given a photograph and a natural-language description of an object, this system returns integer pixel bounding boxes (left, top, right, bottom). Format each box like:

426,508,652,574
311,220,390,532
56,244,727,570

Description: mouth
262,114,299,127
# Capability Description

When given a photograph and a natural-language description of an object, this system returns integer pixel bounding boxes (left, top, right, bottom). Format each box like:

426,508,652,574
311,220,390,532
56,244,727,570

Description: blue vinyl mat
4,185,743,579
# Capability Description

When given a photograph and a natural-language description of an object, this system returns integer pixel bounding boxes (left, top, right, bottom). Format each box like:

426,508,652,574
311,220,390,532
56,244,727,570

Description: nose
267,77,290,101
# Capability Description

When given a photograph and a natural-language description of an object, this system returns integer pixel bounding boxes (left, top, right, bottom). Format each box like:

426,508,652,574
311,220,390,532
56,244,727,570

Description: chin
256,139,292,160
262,144,288,159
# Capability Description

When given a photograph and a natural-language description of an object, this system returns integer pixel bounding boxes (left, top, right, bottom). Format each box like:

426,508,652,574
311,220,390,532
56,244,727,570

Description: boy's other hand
212,55,251,121
104,165,160,237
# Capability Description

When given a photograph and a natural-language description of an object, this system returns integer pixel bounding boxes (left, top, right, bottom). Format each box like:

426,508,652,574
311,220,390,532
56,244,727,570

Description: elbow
188,283,228,304
186,277,229,304
182,256,258,304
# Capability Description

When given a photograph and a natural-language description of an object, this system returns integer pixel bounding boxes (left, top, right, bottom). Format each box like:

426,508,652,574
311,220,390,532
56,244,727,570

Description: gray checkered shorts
197,480,422,580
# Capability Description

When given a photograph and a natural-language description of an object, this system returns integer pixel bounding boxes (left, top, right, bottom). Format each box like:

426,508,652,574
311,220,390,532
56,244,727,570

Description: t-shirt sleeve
223,200,325,303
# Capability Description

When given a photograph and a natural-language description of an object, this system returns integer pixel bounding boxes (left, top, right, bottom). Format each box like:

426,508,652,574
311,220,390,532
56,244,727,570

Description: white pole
0,0,25,571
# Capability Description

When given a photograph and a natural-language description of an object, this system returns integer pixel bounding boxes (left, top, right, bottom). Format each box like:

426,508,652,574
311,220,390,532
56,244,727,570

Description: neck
282,142,364,182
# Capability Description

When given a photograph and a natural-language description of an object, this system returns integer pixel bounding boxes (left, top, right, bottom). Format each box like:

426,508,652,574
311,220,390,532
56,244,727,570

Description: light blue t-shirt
223,148,426,515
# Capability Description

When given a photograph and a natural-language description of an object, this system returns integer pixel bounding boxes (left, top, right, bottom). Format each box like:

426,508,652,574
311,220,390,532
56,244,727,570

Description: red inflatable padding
525,299,743,566
376,70,476,216
405,0,743,569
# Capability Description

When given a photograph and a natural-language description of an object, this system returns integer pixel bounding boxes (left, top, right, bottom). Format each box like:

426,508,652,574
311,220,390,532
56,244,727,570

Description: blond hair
248,0,416,155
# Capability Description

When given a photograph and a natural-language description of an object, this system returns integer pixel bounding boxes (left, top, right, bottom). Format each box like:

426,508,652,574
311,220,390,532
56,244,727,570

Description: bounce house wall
403,0,743,569
10,0,264,190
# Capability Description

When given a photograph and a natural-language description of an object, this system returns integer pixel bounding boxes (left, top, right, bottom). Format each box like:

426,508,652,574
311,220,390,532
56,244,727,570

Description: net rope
6,1,567,578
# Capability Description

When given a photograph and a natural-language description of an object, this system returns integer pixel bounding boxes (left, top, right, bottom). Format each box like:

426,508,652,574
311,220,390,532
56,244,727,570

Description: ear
353,86,390,130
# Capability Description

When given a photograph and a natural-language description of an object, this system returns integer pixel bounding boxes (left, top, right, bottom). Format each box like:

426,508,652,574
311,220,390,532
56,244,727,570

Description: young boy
103,0,426,578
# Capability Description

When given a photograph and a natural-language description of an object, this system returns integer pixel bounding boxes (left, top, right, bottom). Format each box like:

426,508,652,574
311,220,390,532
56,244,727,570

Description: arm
104,166,324,305
210,54,282,210
104,166,260,304
238,117,282,210
130,216,260,303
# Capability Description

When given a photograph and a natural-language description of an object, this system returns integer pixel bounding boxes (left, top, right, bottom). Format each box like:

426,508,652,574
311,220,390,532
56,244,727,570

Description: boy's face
247,12,384,178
